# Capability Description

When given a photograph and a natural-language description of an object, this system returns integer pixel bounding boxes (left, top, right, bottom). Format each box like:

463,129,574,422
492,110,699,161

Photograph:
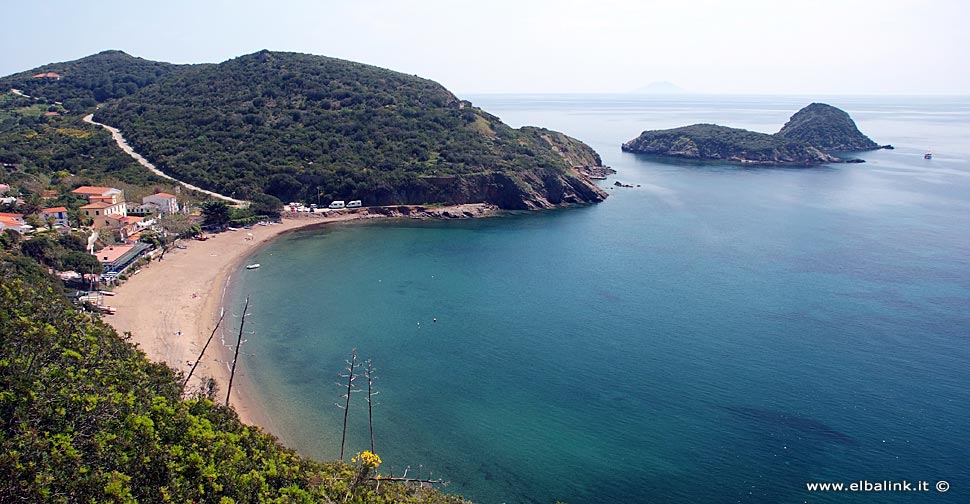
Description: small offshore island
622,103,890,165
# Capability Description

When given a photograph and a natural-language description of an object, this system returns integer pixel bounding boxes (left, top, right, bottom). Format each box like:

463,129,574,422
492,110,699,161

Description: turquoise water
227,95,970,503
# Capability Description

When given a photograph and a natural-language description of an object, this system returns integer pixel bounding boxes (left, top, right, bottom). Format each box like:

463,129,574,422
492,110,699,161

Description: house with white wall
72,186,127,216
40,206,70,228
142,192,178,215
0,212,29,234
80,201,127,221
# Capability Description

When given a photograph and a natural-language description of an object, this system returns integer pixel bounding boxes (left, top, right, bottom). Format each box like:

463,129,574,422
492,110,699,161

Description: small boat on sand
246,263,260,270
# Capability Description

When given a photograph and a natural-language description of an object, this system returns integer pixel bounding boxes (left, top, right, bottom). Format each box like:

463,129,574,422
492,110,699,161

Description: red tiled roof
80,201,113,209
72,186,117,196
42,206,68,213
0,216,21,227
0,212,24,219
95,245,134,263
150,192,176,199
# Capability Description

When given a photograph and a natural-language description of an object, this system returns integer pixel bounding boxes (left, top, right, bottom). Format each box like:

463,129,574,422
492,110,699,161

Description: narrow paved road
83,113,248,206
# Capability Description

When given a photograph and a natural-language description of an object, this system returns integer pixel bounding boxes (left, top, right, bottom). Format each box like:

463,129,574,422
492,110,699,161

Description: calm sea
226,95,970,504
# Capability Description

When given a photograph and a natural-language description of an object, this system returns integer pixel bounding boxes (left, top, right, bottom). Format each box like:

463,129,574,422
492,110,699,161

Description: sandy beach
105,205,494,428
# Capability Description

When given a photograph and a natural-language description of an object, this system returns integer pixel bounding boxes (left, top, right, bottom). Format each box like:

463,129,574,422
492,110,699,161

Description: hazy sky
2,0,967,95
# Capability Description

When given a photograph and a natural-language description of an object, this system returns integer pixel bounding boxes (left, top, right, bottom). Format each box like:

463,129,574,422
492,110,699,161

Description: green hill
0,50,176,113
776,102,880,152
1,50,606,210
0,51,180,189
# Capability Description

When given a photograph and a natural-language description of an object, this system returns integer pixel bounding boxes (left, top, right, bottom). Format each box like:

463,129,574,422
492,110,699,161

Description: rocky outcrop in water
621,124,842,165
622,103,886,165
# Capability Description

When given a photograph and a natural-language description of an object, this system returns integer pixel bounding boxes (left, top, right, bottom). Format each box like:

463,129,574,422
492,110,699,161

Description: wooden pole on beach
225,296,250,406
182,308,226,393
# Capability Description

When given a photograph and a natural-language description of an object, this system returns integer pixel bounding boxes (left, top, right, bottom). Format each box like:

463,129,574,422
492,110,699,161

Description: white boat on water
246,263,260,270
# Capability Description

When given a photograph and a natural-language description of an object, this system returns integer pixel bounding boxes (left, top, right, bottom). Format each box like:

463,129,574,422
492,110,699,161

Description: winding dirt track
83,113,247,205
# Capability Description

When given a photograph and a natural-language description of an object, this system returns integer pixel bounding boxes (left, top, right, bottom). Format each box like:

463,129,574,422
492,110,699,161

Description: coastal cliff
622,103,884,165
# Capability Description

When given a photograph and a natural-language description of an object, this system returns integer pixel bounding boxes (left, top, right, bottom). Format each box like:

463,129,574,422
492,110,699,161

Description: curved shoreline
105,205,496,429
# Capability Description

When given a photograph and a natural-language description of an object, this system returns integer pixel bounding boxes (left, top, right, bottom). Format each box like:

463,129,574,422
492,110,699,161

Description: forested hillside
0,91,167,188
0,50,175,113
1,50,606,209
0,51,178,192
92,50,606,208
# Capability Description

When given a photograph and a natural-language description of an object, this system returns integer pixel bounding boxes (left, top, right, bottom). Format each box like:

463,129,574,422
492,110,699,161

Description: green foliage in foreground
0,252,469,504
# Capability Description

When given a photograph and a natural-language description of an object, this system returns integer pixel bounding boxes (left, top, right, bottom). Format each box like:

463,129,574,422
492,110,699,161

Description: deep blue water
227,95,970,503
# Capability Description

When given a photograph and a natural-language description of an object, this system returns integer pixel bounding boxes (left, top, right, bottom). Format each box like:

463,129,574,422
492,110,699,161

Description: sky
2,0,967,95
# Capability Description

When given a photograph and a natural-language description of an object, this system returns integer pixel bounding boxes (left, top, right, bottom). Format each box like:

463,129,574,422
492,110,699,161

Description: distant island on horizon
621,103,892,165
630,81,689,94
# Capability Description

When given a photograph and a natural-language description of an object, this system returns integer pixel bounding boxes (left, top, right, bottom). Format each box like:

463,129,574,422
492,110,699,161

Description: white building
142,192,178,215
128,202,161,215
40,206,70,228
72,186,127,217
80,200,127,220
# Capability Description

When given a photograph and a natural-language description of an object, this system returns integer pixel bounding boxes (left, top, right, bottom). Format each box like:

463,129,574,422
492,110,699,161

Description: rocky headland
621,103,889,165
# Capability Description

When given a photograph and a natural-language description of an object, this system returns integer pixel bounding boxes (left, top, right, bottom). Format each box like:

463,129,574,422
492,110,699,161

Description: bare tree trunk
365,359,377,453
339,349,358,460
225,296,250,406
182,309,226,392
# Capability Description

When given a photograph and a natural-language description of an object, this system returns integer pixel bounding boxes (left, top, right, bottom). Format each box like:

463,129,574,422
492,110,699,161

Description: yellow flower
354,450,382,469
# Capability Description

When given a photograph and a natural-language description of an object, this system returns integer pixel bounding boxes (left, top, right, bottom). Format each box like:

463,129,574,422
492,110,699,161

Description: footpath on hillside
83,113,247,206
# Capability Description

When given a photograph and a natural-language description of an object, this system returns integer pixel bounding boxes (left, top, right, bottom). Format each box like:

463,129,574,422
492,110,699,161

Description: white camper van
346,200,362,208
328,200,346,209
